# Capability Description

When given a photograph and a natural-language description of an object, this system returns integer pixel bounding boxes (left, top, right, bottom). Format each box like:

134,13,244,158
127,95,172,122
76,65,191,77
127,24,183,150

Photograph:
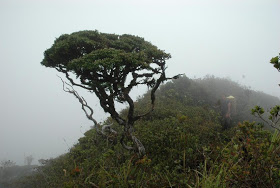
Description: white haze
0,0,279,165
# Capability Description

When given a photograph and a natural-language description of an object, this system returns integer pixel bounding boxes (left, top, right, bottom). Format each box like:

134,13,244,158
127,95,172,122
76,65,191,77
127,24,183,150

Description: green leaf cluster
270,55,280,71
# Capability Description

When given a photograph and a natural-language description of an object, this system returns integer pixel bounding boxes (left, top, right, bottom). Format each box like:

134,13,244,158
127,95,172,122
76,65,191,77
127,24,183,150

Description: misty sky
0,0,279,165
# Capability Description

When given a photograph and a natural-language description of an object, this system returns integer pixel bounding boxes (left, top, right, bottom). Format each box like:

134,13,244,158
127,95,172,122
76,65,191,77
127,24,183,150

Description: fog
0,0,279,165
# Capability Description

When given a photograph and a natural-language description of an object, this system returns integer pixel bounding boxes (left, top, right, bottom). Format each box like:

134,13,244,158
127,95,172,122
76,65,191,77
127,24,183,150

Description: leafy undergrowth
11,102,222,187
8,76,280,188
12,121,280,187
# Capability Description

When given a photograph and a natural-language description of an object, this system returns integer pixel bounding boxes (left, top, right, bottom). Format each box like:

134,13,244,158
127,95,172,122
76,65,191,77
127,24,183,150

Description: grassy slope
9,76,280,187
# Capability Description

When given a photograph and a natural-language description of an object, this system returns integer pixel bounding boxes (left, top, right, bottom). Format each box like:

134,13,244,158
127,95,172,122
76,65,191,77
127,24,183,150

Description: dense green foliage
7,76,280,187
220,122,280,187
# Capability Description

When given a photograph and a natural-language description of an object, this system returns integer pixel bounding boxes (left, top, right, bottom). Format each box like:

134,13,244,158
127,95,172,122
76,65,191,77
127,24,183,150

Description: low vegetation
3,75,280,187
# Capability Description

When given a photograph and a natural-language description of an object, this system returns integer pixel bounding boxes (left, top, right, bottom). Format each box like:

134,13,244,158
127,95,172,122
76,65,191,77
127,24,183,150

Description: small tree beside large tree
251,53,280,130
41,30,179,156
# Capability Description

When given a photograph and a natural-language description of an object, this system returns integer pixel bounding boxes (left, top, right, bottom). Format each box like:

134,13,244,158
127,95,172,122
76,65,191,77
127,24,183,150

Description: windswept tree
41,30,178,156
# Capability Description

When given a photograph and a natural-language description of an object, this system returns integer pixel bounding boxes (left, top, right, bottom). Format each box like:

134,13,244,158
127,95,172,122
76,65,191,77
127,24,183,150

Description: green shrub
221,122,280,187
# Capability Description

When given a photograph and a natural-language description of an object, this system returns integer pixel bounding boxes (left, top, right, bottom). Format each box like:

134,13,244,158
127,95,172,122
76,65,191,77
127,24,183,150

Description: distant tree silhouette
0,160,15,169
24,155,34,166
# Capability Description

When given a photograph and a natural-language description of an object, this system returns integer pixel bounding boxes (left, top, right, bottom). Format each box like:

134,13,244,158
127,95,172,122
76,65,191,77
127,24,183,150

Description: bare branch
253,112,280,132
56,66,93,90
101,123,117,135
57,76,118,138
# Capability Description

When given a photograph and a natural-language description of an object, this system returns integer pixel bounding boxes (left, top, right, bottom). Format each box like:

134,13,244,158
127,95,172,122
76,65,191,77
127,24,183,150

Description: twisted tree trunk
120,123,145,157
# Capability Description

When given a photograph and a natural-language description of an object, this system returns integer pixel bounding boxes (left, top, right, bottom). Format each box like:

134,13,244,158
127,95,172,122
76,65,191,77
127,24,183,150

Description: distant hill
136,75,279,128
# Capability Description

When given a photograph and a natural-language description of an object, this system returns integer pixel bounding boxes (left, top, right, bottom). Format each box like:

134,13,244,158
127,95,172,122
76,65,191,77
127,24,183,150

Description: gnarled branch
58,76,118,139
